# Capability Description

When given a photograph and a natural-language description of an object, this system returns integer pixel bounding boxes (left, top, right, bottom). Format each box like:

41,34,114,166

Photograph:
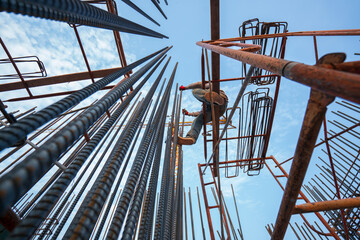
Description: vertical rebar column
63,58,169,240
121,83,171,239
104,61,174,240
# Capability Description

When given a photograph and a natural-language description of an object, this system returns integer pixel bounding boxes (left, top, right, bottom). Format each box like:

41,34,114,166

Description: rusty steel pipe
293,197,360,214
271,90,335,240
197,41,360,104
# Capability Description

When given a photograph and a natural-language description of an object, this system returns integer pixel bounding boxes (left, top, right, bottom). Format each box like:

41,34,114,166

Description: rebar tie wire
63,57,171,240
0,47,170,217
0,47,167,152
0,0,167,38
9,56,169,239
105,62,176,240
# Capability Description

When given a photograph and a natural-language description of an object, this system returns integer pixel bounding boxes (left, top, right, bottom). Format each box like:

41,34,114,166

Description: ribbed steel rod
92,99,151,240
151,0,167,19
138,79,169,240
64,57,170,240
0,0,167,38
171,91,183,239
154,76,178,240
11,99,137,239
106,60,173,240
50,100,143,240
161,81,179,239
0,48,170,217
153,104,174,240
122,0,160,26
121,94,170,239
0,47,167,152
35,101,135,240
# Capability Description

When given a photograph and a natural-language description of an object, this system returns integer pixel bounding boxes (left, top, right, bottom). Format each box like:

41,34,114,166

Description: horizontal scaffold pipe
293,197,360,214
0,0,167,38
0,47,171,217
197,41,360,104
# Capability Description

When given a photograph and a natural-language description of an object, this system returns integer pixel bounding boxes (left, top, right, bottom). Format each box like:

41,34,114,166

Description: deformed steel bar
92,98,150,240
172,92,185,240
0,50,169,220
197,41,360,104
49,101,141,240
0,105,78,164
153,74,178,240
33,101,133,240
166,89,181,240
278,121,360,167
121,90,170,239
293,197,360,214
122,0,160,26
184,188,188,240
197,187,206,240
64,57,170,240
10,100,133,238
151,0,167,19
231,184,243,240
160,72,179,240
0,47,167,152
153,118,174,239
138,101,166,239
188,188,195,240
0,0,167,38
106,62,173,240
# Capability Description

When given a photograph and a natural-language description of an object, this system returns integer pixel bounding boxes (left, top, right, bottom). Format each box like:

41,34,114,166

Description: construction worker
177,82,228,145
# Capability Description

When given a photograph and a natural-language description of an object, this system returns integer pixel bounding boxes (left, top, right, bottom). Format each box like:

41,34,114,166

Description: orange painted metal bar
293,197,360,214
72,25,95,83
198,163,216,240
4,85,115,102
197,41,360,104
0,67,124,92
202,29,360,43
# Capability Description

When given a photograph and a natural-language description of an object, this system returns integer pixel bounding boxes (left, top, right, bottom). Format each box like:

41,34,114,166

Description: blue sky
0,0,359,239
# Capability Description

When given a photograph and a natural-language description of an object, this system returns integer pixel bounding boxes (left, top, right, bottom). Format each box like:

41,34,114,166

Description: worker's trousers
186,89,227,142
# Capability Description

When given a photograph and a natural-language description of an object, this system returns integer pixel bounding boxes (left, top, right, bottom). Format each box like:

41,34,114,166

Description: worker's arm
182,109,201,117
179,81,210,90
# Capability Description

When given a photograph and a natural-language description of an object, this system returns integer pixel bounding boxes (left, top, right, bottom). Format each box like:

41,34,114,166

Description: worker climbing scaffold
177,81,228,145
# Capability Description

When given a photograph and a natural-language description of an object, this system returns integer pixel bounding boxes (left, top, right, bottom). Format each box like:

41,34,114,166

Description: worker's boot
204,91,224,105
177,136,195,145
